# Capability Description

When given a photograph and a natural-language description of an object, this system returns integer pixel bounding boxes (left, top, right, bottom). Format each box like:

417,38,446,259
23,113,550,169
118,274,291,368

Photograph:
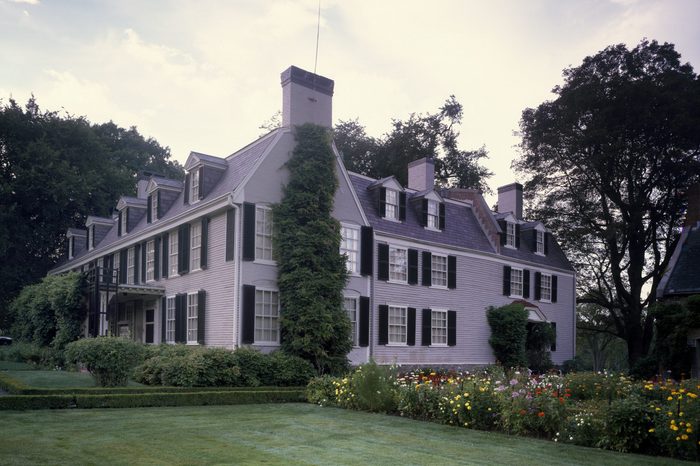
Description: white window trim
186,292,199,344
254,206,274,264
189,169,200,204
254,287,280,345
505,221,516,249
168,232,179,278
535,230,545,256
145,240,155,282
430,308,448,347
384,189,399,221
540,273,552,303
426,200,440,231
127,247,135,285
190,222,202,272
387,304,408,346
165,295,176,343
344,296,359,348
68,237,74,259
388,245,408,284
430,253,448,289
509,267,524,299
151,192,158,222
120,210,128,236
340,224,360,275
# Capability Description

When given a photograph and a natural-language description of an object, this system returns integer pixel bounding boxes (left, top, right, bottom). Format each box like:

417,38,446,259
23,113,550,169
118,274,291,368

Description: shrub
65,337,144,387
487,304,528,368
349,361,397,413
266,351,315,386
230,347,272,387
564,372,634,401
526,322,555,373
0,342,45,365
599,394,658,453
306,375,338,406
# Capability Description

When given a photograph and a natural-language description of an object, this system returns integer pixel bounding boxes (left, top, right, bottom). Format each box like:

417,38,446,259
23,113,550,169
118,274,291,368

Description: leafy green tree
576,303,628,372
514,39,700,367
487,303,529,368
273,123,351,375
0,97,183,329
335,96,492,191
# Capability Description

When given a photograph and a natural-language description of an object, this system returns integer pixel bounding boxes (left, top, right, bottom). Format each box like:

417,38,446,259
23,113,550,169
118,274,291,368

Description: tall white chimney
281,66,334,128
497,183,523,219
407,157,435,191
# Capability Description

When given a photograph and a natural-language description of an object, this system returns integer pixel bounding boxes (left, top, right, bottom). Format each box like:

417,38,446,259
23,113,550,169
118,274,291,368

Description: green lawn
1,369,144,388
0,361,34,371
0,403,685,465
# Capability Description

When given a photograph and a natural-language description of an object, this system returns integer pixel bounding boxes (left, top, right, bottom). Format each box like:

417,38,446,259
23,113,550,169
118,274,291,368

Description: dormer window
506,222,516,247
86,227,93,251
150,193,158,222
385,189,399,220
190,169,200,202
68,237,74,259
427,200,439,229
536,230,545,254
120,209,128,236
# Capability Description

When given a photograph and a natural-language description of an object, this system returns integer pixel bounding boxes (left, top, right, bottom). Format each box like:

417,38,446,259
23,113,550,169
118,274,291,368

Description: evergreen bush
487,304,529,368
65,337,144,387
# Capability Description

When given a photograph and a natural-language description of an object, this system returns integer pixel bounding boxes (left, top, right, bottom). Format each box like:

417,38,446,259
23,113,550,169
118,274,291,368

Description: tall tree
0,97,183,330
273,123,351,375
335,96,492,192
514,40,700,367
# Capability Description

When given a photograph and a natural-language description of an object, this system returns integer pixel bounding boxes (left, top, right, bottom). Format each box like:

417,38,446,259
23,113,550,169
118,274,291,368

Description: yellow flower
682,434,689,440
671,425,679,431
668,396,674,401
648,428,655,433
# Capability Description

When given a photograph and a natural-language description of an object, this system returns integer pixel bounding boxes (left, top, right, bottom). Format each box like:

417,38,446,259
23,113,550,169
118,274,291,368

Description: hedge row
0,389,306,410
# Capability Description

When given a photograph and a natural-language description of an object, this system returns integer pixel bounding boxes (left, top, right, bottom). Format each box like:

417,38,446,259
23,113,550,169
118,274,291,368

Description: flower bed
306,363,700,461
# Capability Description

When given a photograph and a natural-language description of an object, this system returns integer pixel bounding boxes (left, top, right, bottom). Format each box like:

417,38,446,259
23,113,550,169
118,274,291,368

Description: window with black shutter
408,249,418,285
448,255,457,289
378,305,388,345
161,232,169,278
161,296,167,343
447,310,456,346
422,251,432,286
242,203,256,261
377,243,389,281
398,192,406,221
118,211,122,236
523,269,530,299
379,187,387,217
360,226,373,276
407,307,416,346
241,285,256,344
225,208,235,261
197,290,206,344
552,275,558,303
535,272,542,300
147,195,152,223
439,203,446,230
359,296,370,347
200,217,209,269
134,244,141,284
421,199,428,226
515,224,521,248
154,237,161,281
119,250,128,284
421,309,431,346
184,173,190,204
175,293,186,343
178,224,190,274
503,265,511,295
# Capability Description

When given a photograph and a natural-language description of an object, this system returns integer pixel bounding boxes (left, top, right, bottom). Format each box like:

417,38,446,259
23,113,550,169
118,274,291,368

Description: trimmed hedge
0,389,305,410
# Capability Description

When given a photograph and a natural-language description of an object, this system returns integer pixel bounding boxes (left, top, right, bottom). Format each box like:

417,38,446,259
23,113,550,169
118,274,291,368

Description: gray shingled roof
665,227,700,295
350,173,574,271
52,129,280,271
67,228,86,236
151,177,183,190
189,151,228,168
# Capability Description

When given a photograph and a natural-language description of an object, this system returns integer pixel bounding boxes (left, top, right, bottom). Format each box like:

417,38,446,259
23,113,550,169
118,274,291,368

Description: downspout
228,193,241,349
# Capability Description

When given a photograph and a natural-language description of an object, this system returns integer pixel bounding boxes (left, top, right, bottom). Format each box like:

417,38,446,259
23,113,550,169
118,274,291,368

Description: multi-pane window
541,274,552,301
151,193,158,222
388,306,407,344
431,309,448,345
165,297,176,343
510,268,524,297
536,230,545,254
385,189,399,220
145,240,155,281
340,226,359,273
87,227,93,251
506,222,516,247
190,222,202,270
190,169,200,202
121,210,128,235
344,297,358,346
255,289,279,343
255,207,273,261
187,293,198,343
68,237,74,259
389,246,407,283
169,233,178,276
127,247,135,284
431,254,448,287
427,200,439,229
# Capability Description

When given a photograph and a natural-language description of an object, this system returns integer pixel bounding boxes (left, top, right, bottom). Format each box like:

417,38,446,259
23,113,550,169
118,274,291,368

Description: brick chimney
497,183,523,219
407,157,435,191
685,183,700,227
281,66,334,128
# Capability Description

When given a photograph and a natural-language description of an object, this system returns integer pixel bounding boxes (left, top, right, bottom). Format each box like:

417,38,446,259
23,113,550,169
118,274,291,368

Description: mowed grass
0,403,684,466
1,369,144,388
0,361,34,371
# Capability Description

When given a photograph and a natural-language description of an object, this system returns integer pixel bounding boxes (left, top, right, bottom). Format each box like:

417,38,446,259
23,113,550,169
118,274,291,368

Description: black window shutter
523,269,530,299
359,296,370,347
198,167,204,199
552,275,558,303
447,310,457,346
421,199,428,226
119,249,127,284
408,249,418,285
503,266,511,296
379,187,386,217
377,243,389,281
125,208,130,234
515,224,521,248
407,307,416,346
421,309,431,346
535,272,542,300
241,285,256,344
175,293,186,343
544,232,550,255
141,241,147,283
225,208,235,261
399,192,406,221
184,173,190,204
242,203,256,261
134,244,141,283
161,232,169,278
448,255,457,289
200,217,209,270
157,190,162,218
161,296,167,343
197,290,206,344
532,230,538,252
439,203,446,230
154,237,161,281
422,251,432,286
360,226,373,276
178,224,190,275
147,195,152,223
118,211,122,236
550,322,557,351
378,305,388,345
498,220,506,245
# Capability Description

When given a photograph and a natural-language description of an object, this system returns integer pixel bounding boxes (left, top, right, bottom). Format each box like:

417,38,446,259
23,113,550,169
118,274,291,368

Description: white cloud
9,0,39,4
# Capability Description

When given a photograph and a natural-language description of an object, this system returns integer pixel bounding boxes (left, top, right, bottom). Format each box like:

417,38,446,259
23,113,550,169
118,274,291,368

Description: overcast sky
2,0,699,205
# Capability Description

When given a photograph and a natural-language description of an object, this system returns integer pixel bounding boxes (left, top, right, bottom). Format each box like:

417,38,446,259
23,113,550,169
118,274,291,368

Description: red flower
538,411,545,417
519,409,527,416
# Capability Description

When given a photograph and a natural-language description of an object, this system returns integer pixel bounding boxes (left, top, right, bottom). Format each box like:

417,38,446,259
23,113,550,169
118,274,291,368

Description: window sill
504,244,517,250
509,294,524,299
186,341,200,346
388,279,409,286
253,259,277,266
429,285,448,290
254,341,280,346
539,298,552,304
430,343,448,348
382,217,402,223
190,268,202,274
424,226,441,232
535,252,545,256
386,343,408,347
